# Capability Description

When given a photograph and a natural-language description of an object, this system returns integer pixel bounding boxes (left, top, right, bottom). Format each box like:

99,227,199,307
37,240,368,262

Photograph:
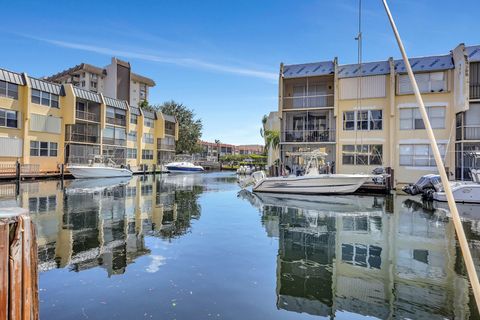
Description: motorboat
67,157,132,179
403,169,480,203
237,165,253,175
165,161,204,173
239,150,380,195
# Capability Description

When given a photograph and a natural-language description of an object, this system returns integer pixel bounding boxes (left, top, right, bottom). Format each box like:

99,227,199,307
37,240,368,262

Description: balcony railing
76,110,99,122
165,128,175,136
102,137,127,146
158,142,175,150
106,117,127,127
283,129,335,143
283,94,334,110
470,84,480,100
65,133,100,144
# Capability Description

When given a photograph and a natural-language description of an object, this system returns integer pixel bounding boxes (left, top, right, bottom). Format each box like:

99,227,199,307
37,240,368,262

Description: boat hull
433,183,480,203
166,166,204,173
67,166,133,179
253,174,370,194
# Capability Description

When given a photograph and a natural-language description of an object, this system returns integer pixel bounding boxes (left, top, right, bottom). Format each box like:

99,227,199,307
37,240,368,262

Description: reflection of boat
165,161,204,173
67,157,132,178
65,177,131,194
241,150,378,194
433,201,480,221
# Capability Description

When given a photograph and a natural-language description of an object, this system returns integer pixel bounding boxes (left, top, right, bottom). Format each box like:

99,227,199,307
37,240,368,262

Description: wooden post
15,161,20,182
0,208,38,320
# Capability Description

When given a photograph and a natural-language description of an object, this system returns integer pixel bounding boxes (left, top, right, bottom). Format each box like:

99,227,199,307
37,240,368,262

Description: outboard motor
402,174,440,196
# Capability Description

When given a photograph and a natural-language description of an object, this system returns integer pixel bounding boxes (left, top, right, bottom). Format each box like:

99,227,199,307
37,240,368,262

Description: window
130,114,138,124
143,133,154,144
128,131,137,141
81,81,85,87
142,149,154,160
31,89,59,108
30,141,57,157
144,117,154,128
343,110,383,131
91,81,97,89
342,144,383,165
127,148,137,159
399,144,446,166
399,106,445,130
0,80,19,100
342,243,382,269
398,72,447,94
0,109,18,128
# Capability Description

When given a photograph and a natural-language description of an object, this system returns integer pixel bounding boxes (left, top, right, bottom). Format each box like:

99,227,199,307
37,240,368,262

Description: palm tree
264,130,280,152
260,114,268,138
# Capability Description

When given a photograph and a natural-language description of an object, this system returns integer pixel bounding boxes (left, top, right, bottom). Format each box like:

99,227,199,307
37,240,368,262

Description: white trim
397,139,449,144
340,138,386,143
397,101,449,108
351,105,384,110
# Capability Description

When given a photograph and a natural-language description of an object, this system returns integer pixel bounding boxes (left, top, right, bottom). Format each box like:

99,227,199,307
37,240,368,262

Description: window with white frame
128,131,137,141
142,149,154,160
30,141,57,157
0,108,18,128
31,89,59,108
342,144,383,165
143,133,154,144
343,110,382,131
127,148,137,159
399,143,446,166
144,117,155,128
130,114,138,124
0,80,19,100
399,106,445,130
398,71,447,94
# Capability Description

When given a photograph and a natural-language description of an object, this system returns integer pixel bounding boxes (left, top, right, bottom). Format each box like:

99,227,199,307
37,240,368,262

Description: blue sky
1,0,479,144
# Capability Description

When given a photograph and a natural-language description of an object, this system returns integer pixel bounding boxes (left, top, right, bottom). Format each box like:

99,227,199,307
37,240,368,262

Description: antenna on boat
382,0,480,308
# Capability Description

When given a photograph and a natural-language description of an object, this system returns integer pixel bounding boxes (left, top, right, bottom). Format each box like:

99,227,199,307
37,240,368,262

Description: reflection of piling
0,208,39,320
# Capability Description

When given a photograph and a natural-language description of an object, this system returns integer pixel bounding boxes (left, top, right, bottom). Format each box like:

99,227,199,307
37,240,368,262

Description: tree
157,101,203,154
264,130,280,152
214,139,221,161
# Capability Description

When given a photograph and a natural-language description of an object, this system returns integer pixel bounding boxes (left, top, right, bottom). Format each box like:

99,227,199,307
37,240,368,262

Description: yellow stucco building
275,43,480,185
0,67,178,174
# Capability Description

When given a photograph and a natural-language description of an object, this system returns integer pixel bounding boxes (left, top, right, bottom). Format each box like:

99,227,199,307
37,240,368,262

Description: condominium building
197,140,264,161
0,66,177,173
46,57,155,108
274,43,480,185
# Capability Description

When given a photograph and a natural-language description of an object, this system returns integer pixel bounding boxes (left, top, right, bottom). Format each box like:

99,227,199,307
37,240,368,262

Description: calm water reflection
1,172,480,319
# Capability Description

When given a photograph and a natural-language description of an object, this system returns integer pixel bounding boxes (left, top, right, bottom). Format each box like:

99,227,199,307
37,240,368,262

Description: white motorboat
240,150,378,195
67,157,132,179
165,161,204,173
65,177,131,194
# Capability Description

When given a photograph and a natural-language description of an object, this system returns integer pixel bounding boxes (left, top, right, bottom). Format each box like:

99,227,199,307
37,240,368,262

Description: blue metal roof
338,60,390,78
104,96,128,110
283,61,334,78
0,68,25,85
466,45,480,62
73,87,102,103
394,54,453,73
28,77,64,95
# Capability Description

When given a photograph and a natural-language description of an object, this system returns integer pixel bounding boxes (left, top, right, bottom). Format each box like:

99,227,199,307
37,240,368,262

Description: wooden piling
0,208,38,320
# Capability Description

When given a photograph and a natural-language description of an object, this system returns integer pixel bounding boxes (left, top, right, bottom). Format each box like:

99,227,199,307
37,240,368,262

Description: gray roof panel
466,45,480,62
394,54,453,73
0,68,25,85
163,114,176,123
73,87,102,103
104,96,128,110
283,61,334,78
28,77,63,95
130,106,141,116
142,110,157,119
338,60,390,78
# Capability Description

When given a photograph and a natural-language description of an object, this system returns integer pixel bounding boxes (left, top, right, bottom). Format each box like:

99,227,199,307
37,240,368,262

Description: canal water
1,172,480,319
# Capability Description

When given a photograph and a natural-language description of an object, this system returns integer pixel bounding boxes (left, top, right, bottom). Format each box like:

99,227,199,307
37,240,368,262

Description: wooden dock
0,208,39,320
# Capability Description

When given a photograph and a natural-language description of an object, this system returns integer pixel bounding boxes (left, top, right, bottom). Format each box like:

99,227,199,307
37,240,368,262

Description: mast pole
381,0,480,308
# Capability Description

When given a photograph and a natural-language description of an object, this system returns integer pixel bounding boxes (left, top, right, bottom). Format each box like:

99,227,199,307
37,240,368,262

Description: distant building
46,57,155,108
197,140,264,161
268,43,480,184
263,111,280,167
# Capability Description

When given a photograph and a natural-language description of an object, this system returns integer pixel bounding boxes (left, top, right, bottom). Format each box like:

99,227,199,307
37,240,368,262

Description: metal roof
163,114,176,123
130,106,141,116
28,77,64,95
0,68,25,85
73,87,102,103
283,61,334,78
142,109,156,119
338,60,390,78
394,54,453,73
466,45,480,62
104,96,128,110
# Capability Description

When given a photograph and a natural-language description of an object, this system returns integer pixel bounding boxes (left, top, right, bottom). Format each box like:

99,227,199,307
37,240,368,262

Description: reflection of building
259,195,475,319
0,174,203,277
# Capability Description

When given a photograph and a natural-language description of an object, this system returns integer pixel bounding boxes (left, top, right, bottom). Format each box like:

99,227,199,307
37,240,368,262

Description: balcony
283,94,334,110
65,132,99,144
66,124,100,144
158,141,175,151
76,110,99,122
283,129,335,143
102,137,127,147
471,83,480,100
462,126,480,140
106,116,127,127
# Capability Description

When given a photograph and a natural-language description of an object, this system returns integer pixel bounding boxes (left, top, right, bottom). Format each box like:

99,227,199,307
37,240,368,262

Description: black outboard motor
402,174,440,196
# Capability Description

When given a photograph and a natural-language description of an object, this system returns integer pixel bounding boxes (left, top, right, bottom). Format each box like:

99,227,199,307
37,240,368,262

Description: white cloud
26,36,277,81
145,255,166,273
